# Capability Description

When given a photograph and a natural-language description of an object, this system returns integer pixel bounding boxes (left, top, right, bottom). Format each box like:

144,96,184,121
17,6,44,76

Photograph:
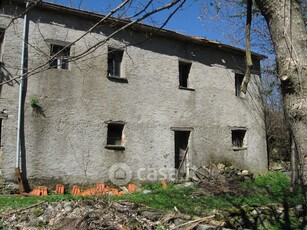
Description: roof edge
9,0,267,60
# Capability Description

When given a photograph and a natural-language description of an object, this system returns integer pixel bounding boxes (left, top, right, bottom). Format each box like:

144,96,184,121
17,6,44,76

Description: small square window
108,48,123,78
50,44,70,69
235,74,244,97
179,61,192,88
106,123,125,150
232,129,247,150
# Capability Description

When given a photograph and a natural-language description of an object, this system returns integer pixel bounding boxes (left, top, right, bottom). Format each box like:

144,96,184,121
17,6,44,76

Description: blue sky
45,0,227,43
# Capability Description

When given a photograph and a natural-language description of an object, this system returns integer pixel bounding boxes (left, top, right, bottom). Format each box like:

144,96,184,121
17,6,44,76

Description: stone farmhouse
0,0,267,186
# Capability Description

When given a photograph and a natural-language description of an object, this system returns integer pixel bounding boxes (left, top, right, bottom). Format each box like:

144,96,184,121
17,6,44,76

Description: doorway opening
174,130,190,179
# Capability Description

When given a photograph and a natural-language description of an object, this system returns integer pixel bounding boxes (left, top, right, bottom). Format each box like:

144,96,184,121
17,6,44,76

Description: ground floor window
105,122,125,150
231,128,247,150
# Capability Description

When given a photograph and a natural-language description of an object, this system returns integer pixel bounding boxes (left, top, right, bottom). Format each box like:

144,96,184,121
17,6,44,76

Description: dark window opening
179,61,192,88
50,44,70,69
0,29,4,61
232,129,246,148
107,123,124,146
108,48,123,77
235,74,244,97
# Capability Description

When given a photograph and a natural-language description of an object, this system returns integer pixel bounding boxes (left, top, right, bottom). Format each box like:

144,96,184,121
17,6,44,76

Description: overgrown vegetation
0,172,304,229
112,172,304,216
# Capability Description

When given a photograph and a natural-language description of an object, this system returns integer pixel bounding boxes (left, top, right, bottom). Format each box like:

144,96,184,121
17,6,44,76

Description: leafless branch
0,0,187,86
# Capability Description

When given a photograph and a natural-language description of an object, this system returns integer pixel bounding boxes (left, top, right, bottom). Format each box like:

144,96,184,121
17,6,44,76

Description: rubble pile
221,204,304,229
0,181,19,195
192,163,253,196
0,199,226,229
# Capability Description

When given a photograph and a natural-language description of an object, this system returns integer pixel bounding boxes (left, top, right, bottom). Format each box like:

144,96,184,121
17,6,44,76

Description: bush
253,172,290,197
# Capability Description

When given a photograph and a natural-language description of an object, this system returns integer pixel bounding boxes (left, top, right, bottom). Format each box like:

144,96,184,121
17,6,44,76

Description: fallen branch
172,215,215,229
161,213,192,223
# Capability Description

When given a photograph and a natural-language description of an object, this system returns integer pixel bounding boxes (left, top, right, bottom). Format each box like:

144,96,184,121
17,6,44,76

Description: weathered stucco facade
0,1,267,186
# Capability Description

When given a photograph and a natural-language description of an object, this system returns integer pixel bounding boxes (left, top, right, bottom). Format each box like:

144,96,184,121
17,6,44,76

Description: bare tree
200,0,273,53
253,0,307,191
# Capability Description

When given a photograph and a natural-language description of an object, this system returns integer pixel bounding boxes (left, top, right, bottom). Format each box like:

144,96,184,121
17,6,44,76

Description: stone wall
220,204,304,229
0,1,267,185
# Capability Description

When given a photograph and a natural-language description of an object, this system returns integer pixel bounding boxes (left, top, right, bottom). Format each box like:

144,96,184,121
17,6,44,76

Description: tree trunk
241,0,253,94
255,0,307,187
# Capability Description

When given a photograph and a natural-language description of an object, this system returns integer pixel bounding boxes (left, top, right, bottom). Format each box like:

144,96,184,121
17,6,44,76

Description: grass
0,194,80,212
0,172,304,216
112,183,206,214
111,172,304,215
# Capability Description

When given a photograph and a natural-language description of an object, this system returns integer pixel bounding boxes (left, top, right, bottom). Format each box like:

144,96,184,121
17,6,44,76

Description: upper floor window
49,44,70,70
108,47,123,78
235,73,244,97
0,29,5,61
179,61,192,89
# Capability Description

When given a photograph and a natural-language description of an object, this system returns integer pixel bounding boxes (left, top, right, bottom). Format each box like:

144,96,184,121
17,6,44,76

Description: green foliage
253,172,290,197
265,215,301,230
0,196,39,211
30,98,46,117
32,207,43,217
113,172,304,215
30,98,40,107
0,194,80,212
243,172,304,206
113,183,201,214
0,173,304,218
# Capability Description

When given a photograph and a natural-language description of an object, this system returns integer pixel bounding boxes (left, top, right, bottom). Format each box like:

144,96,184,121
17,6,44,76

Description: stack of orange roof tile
71,183,134,196
30,186,48,196
27,182,138,197
55,184,65,195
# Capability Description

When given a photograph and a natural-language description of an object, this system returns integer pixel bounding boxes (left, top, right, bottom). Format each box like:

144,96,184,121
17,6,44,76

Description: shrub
253,172,290,197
